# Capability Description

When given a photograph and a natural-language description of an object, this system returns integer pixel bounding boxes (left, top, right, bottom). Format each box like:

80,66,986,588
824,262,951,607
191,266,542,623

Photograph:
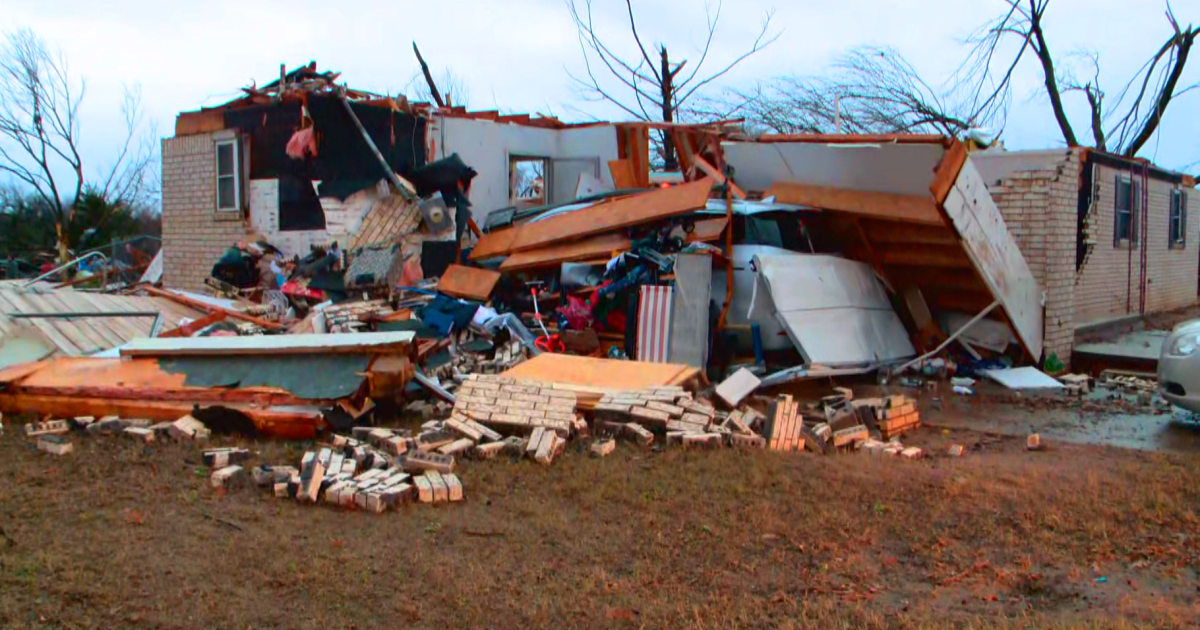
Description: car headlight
1169,333,1200,356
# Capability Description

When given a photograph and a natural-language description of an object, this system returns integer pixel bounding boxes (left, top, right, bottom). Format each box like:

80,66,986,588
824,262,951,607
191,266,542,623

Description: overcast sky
4,0,1199,194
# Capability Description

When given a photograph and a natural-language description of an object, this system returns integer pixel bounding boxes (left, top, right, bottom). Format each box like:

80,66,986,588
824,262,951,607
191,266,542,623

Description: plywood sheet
942,159,1043,359
502,353,695,392
765,182,944,226
437,264,501,301
500,232,631,271
498,217,726,272
471,178,712,260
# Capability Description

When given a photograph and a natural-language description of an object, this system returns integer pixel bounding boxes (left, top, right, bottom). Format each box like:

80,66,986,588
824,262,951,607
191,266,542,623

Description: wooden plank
926,290,1004,315
765,182,945,226
500,232,631,272
159,312,228,338
692,155,747,200
929,140,968,204
0,392,323,439
436,264,501,301
471,178,713,260
631,127,651,187
876,245,973,268
119,331,415,358
882,267,981,291
136,285,286,330
470,227,520,261
861,221,960,247
608,159,638,189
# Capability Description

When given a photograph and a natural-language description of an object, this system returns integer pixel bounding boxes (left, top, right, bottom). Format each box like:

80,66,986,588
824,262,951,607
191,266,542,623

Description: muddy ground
2,404,1199,629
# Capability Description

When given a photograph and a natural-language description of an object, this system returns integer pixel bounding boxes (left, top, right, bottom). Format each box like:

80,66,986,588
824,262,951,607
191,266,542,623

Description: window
509,156,548,207
215,139,240,212
1170,189,1187,249
1113,175,1139,246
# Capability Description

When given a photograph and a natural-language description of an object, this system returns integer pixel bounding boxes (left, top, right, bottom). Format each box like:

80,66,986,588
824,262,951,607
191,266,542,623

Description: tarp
752,253,915,367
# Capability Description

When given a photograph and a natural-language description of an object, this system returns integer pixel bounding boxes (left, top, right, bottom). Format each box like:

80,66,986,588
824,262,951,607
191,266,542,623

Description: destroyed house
974,149,1199,364
721,134,1046,367
162,63,647,291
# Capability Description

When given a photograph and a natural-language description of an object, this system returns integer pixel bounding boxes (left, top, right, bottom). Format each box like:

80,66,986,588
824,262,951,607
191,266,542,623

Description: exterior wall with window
161,131,249,292
428,116,620,224
1074,162,1199,324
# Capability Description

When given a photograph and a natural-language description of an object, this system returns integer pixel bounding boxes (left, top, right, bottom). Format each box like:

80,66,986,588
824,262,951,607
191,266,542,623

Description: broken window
509,156,548,207
1169,189,1187,249
215,139,241,212
1113,176,1139,247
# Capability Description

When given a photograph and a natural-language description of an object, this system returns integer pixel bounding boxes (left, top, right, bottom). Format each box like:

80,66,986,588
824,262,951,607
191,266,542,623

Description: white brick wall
1074,164,1199,324
161,132,250,291
986,150,1200,365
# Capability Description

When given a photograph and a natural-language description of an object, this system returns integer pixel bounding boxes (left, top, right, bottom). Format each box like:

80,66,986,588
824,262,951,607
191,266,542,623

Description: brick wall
161,132,248,291
985,149,1082,364
1074,163,1199,325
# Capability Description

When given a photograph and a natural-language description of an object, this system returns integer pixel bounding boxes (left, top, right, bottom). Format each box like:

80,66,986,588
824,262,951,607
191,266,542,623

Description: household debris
36,434,73,455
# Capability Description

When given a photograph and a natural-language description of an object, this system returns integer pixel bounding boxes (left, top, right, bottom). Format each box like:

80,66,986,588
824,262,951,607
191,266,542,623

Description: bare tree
567,0,778,170
701,46,996,138
0,28,157,261
960,0,1199,157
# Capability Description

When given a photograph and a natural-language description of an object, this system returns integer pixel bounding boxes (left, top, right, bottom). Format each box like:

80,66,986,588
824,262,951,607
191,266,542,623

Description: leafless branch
565,0,779,168
0,28,158,257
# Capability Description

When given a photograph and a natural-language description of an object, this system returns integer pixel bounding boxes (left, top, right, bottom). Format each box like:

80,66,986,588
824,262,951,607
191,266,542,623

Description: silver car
1158,319,1200,411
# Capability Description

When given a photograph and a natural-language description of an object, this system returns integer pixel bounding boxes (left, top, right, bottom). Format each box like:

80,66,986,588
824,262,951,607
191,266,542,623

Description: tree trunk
660,47,678,171
1029,4,1078,147
55,221,69,265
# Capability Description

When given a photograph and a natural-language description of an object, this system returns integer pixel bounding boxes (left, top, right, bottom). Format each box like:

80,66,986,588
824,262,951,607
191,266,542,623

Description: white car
1159,319,1200,412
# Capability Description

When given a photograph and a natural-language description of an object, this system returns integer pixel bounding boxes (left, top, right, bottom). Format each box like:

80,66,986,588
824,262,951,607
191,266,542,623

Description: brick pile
851,394,921,441
450,374,579,437
593,386,765,449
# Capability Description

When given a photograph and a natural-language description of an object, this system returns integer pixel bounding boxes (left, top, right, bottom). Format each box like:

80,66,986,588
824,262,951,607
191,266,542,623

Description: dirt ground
2,414,1199,630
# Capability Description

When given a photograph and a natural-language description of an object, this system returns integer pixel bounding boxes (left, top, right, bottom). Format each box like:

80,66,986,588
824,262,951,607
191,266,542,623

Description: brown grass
1,428,1198,629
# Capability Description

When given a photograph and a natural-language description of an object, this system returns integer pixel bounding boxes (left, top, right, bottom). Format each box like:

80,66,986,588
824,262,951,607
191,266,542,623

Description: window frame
214,138,241,213
1169,189,1187,249
1113,175,1139,248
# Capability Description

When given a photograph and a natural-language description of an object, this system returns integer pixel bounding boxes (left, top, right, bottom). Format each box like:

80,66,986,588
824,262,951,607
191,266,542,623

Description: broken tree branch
412,41,444,108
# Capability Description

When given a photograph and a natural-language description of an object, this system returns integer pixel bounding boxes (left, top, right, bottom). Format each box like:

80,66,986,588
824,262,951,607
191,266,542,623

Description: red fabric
557,295,594,330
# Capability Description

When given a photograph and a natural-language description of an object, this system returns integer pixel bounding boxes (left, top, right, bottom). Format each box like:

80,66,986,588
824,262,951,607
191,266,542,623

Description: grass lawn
1,429,1198,629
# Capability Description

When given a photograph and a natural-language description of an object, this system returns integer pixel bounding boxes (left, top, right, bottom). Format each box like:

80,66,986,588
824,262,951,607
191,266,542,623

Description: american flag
636,285,674,363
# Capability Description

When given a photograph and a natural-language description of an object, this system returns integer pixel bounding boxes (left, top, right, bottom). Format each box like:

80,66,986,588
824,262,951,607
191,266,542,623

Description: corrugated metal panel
0,282,207,358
